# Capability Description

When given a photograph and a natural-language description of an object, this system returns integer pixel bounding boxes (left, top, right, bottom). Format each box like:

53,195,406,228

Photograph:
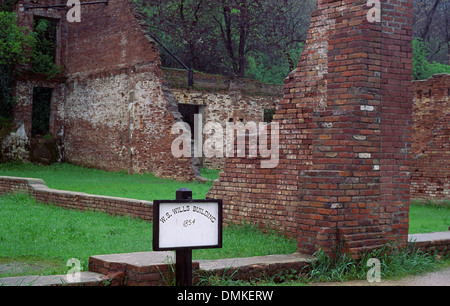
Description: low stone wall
414,240,450,256
409,232,450,256
0,176,153,221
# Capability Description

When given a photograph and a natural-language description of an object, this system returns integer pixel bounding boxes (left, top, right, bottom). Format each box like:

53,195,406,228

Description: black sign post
153,188,222,286
175,188,193,286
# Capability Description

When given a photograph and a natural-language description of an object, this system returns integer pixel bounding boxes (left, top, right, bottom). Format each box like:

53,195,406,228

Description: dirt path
311,267,450,286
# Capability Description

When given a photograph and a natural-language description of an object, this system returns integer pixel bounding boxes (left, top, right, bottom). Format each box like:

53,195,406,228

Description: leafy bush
0,11,35,66
246,44,303,85
413,38,450,80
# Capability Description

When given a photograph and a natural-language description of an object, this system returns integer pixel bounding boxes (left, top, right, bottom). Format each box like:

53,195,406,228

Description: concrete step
0,271,105,286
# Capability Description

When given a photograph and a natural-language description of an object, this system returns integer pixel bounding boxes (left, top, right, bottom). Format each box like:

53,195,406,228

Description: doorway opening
32,87,53,138
178,103,204,168
178,104,203,140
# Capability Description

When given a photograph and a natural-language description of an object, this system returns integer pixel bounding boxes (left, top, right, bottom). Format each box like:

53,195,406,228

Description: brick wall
62,0,193,180
12,1,68,139
377,0,413,251
0,176,153,222
11,0,281,179
207,0,413,257
12,0,193,181
411,74,450,201
412,238,450,257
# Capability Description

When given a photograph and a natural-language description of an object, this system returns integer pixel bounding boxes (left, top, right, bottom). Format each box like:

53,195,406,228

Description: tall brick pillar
207,0,413,256
297,0,413,255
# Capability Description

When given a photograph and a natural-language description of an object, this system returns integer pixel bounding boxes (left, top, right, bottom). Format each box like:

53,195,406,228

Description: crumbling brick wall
62,0,193,180
208,0,413,256
12,0,193,181
12,2,67,141
411,74,450,201
165,69,281,169
10,0,281,180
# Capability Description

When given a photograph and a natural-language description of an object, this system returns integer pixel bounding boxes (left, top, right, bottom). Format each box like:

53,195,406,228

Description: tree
136,0,226,74
30,17,62,76
0,0,17,12
0,11,35,66
413,38,450,80
211,0,262,77
414,0,450,65
246,0,314,83
136,0,315,82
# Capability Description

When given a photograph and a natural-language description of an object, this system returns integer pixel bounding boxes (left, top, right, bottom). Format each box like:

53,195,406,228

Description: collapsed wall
208,0,414,256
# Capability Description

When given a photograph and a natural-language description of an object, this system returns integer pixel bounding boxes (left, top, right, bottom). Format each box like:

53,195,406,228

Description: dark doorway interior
178,104,200,139
32,87,52,137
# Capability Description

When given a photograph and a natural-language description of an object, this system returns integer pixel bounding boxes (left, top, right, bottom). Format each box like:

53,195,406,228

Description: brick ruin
4,0,448,257
411,74,449,201
164,69,281,170
208,0,415,256
8,0,279,179
10,0,193,180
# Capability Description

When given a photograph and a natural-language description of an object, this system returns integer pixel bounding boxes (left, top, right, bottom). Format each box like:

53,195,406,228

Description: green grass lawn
0,193,296,278
0,162,449,280
409,202,450,234
0,162,219,201
1,162,448,233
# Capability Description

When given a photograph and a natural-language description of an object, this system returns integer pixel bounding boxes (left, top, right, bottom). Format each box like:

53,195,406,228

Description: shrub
413,38,450,80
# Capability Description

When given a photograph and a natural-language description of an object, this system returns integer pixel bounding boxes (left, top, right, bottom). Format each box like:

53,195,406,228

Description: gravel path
311,267,450,286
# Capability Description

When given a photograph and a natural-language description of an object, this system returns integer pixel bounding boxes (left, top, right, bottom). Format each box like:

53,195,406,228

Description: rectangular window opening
32,16,59,74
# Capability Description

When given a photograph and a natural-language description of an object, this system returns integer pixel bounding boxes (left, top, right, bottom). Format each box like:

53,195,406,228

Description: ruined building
3,0,448,256
208,0,415,256
6,0,280,179
207,0,448,256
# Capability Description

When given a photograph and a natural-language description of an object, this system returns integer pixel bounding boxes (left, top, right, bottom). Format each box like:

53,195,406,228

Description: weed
304,242,443,283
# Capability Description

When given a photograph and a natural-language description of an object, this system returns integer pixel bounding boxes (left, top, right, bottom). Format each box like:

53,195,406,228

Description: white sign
153,200,222,251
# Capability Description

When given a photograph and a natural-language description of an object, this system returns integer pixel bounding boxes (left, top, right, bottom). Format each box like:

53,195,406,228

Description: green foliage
30,18,63,76
0,11,35,118
0,11,35,66
247,43,303,85
0,0,17,12
413,38,450,80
